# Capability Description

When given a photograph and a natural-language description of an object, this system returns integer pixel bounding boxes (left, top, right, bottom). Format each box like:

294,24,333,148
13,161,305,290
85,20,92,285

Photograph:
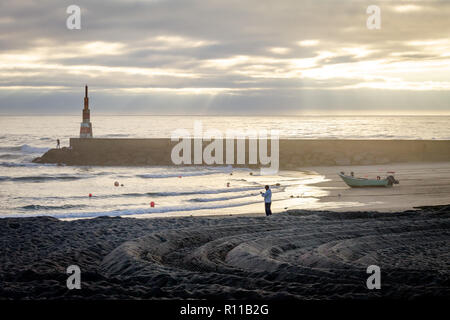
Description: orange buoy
114,181,119,187
150,201,155,207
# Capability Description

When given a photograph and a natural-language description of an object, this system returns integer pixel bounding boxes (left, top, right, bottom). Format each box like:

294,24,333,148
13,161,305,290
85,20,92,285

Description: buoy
249,172,253,176
121,184,124,187
178,176,182,178
227,182,230,187
89,193,92,198
114,181,119,187
150,201,155,207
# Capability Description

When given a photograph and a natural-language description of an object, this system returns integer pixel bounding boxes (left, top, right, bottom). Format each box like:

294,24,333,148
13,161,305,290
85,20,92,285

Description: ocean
1,115,449,219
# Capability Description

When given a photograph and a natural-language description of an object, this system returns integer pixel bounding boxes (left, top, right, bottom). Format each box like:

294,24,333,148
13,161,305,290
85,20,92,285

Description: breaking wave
19,204,87,211
0,145,49,154
2,200,261,219
136,168,233,179
0,174,88,182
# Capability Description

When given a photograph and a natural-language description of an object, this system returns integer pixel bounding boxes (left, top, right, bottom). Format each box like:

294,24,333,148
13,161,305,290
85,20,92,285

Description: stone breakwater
32,138,450,168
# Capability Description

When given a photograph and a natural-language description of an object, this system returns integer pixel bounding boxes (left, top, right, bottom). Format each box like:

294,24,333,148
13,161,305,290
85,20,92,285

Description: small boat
338,172,399,188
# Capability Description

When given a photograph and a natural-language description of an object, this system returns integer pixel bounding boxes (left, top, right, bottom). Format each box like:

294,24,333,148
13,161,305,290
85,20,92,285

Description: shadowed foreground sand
0,205,449,300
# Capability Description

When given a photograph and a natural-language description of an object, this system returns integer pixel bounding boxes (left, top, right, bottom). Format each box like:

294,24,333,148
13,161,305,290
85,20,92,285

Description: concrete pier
32,138,450,168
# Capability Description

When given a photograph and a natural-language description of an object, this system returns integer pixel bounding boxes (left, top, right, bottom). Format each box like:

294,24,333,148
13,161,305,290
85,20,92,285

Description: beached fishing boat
338,172,399,188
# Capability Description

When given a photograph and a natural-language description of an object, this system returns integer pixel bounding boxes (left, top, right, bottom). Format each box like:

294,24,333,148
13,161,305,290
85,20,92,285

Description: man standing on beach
261,185,272,216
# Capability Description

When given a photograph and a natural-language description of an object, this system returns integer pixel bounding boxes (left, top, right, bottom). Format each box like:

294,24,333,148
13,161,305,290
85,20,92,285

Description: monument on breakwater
80,85,93,138
32,86,450,167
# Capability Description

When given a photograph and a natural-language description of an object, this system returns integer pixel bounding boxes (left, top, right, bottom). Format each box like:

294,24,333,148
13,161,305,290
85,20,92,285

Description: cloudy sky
1,0,449,114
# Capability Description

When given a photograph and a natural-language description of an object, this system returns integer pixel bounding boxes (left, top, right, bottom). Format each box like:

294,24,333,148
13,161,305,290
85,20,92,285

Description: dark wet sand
0,205,449,300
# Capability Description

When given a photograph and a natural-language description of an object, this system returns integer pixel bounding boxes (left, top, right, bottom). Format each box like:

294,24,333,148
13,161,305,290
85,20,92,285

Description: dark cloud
0,0,449,114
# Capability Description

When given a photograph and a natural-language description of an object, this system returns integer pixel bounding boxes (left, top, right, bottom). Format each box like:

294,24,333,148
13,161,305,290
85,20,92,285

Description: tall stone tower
80,85,93,138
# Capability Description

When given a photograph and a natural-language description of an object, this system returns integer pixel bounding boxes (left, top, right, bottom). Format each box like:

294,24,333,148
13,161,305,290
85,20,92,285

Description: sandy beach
305,162,450,212
1,202,449,300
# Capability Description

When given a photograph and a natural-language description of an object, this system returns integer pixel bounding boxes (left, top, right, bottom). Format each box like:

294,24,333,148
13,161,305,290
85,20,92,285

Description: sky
0,0,449,115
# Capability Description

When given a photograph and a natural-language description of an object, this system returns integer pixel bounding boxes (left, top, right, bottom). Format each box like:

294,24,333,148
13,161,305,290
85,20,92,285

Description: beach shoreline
105,161,450,219
2,161,449,220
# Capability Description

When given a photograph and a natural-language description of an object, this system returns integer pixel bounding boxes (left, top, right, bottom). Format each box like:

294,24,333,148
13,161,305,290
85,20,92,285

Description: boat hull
338,174,391,187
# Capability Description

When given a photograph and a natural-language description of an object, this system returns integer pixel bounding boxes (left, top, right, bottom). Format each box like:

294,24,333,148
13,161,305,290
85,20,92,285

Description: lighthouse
80,85,93,138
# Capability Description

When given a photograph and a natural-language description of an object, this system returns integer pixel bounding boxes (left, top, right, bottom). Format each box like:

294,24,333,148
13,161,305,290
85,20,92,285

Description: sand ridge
1,206,449,300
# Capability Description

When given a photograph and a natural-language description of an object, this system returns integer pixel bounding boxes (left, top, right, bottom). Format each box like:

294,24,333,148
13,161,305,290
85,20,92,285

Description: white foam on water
20,144,50,154
0,199,263,219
